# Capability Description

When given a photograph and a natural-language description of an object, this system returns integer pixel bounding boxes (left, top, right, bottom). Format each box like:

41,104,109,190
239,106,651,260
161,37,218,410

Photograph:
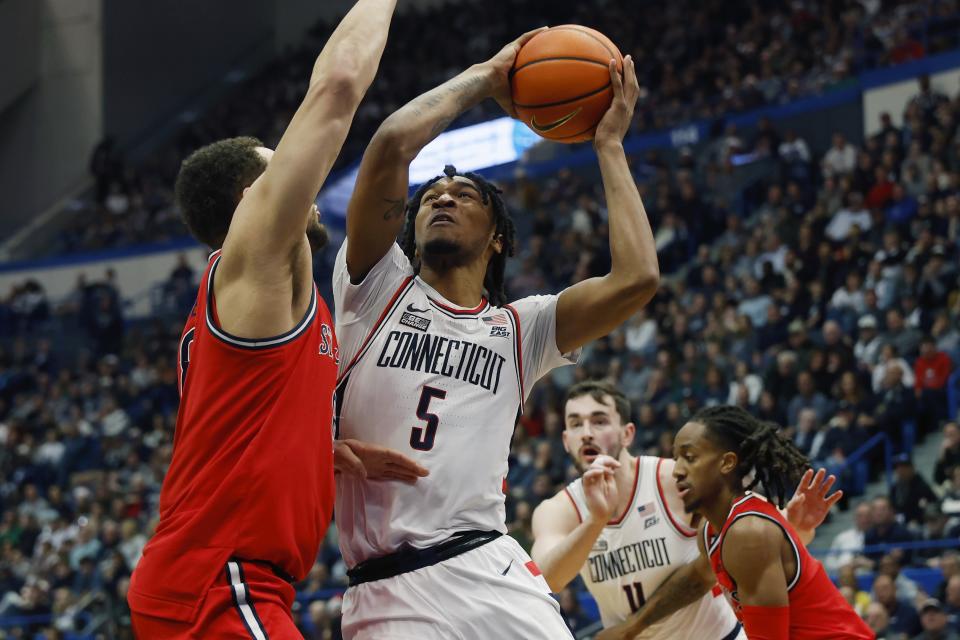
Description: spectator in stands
914,598,959,640
865,496,914,563
788,370,834,427
915,336,954,435
827,503,873,572
945,576,960,629
873,573,922,637
823,132,858,178
559,588,592,635
936,423,960,486
826,191,872,241
855,314,886,369
865,600,892,639
890,454,939,525
873,343,918,393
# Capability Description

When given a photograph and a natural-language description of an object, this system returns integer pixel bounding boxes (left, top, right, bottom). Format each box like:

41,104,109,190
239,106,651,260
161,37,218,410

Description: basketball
511,25,624,144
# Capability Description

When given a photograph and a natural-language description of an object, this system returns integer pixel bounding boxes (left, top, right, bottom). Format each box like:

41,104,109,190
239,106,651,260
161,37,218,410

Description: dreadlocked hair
400,165,516,307
692,405,809,509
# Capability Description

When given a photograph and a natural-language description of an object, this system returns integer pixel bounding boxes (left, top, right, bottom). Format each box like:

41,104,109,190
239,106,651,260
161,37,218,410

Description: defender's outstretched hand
335,440,430,483
786,468,843,536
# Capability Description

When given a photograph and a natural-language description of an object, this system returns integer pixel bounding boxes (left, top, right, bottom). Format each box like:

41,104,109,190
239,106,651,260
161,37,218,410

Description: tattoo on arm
409,74,488,139
381,197,405,221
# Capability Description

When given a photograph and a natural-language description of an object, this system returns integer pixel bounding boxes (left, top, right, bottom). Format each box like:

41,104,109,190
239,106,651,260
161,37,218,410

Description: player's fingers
515,26,549,48
608,59,624,101
810,468,827,492
334,444,367,479
797,468,814,493
376,470,421,484
384,455,430,477
624,55,640,99
817,473,837,498
825,490,844,507
583,469,604,484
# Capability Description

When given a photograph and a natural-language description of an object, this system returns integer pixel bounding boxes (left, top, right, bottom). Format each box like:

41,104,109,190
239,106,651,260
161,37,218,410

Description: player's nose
433,193,456,207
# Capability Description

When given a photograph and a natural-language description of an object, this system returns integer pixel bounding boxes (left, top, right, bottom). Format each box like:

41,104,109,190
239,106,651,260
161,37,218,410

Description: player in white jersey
332,32,657,640
531,381,842,640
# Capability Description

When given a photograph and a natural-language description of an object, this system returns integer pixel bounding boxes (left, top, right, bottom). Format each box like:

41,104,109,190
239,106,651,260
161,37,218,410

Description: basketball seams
544,25,620,63
513,82,612,109
512,56,611,74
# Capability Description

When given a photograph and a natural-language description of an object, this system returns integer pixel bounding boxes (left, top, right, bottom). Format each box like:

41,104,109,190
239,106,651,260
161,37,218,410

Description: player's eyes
423,194,438,203
459,192,474,199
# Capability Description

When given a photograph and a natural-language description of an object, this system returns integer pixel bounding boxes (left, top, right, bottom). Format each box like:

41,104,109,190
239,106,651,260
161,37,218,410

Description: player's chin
682,495,701,514
307,222,329,253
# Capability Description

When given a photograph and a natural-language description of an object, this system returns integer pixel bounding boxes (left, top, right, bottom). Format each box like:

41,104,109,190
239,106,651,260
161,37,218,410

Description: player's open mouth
676,483,692,500
430,213,455,226
580,444,600,460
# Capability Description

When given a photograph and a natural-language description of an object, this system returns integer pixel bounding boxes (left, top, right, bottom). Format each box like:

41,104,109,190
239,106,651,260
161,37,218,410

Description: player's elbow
309,70,366,116
372,114,421,163
615,268,660,309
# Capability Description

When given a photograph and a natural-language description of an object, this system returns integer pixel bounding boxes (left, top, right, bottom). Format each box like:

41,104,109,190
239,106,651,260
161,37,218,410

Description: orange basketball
511,25,623,144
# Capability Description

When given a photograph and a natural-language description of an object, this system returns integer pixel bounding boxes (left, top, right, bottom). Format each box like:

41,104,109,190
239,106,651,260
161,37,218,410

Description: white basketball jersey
565,456,738,638
332,242,578,567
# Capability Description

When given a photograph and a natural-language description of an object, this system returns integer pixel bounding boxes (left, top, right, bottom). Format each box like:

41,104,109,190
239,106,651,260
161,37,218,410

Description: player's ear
719,451,738,476
490,233,503,255
621,422,636,449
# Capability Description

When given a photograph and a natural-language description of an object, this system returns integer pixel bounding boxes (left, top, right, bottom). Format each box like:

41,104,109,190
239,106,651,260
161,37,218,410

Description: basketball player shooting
663,406,875,639
331,32,657,639
127,2,428,638
531,381,843,640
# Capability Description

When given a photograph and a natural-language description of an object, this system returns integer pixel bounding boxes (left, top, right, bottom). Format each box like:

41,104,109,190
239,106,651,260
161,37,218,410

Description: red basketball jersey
706,492,873,639
129,251,339,623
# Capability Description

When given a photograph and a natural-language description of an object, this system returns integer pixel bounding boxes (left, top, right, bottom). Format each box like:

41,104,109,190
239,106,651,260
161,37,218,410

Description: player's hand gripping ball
510,25,623,143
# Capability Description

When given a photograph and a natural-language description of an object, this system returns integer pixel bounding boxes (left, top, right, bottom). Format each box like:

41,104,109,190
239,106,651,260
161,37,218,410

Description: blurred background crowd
3,0,960,639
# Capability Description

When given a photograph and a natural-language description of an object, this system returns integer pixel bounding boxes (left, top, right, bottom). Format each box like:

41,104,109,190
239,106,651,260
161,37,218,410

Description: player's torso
334,278,524,565
156,252,339,577
707,494,873,639
568,457,737,636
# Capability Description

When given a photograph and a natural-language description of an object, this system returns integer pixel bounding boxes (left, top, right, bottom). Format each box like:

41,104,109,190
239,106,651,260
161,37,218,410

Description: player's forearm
373,64,495,162
536,518,607,592
309,0,398,98
622,562,712,634
596,141,659,300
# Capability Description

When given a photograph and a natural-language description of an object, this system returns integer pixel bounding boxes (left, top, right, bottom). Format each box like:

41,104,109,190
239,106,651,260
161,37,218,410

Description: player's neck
419,263,489,308
703,486,744,533
614,453,638,507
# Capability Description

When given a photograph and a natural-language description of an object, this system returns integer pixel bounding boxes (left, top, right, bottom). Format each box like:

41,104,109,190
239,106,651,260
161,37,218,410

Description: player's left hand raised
785,468,842,534
334,440,430,484
484,27,548,118
594,55,639,147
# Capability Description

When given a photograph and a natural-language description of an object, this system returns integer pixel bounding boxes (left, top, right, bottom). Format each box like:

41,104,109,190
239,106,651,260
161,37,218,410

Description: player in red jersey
127,2,428,638
671,405,875,640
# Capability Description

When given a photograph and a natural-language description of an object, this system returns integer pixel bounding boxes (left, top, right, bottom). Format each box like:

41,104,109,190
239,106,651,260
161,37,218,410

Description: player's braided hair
400,165,516,307
693,405,809,509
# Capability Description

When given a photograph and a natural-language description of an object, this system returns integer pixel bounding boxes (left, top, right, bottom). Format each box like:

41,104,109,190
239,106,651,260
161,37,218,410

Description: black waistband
720,622,743,640
347,530,503,587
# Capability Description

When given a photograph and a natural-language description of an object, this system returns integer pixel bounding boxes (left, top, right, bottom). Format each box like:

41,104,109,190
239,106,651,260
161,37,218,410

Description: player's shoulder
504,293,558,315
724,512,784,550
533,487,582,531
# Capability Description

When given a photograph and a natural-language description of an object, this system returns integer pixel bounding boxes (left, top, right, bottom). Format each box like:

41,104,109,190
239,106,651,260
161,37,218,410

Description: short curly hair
174,136,267,249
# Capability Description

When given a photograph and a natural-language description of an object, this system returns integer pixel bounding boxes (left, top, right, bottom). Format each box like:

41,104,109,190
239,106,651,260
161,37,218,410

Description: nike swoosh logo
530,108,582,133
501,559,513,576
406,304,429,314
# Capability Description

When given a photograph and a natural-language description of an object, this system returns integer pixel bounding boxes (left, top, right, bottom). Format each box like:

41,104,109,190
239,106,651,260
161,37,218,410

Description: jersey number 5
410,386,446,451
